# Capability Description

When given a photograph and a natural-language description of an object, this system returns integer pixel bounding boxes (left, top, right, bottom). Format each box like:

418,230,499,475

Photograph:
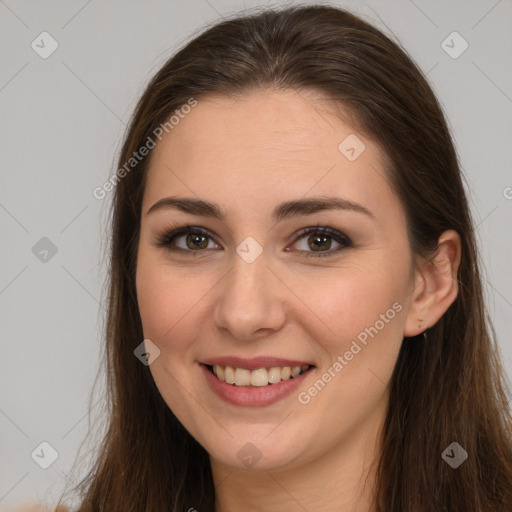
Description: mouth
199,359,316,407
204,363,313,387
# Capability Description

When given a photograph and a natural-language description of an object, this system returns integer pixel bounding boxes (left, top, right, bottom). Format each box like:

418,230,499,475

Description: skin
135,89,461,512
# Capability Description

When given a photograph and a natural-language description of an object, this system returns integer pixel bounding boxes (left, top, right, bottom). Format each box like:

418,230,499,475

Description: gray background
1,0,511,509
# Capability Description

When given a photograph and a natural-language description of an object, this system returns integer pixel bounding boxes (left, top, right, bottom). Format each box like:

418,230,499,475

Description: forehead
143,89,399,225
155,89,355,158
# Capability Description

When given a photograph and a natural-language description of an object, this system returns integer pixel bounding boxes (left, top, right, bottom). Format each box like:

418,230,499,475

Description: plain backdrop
1,0,511,508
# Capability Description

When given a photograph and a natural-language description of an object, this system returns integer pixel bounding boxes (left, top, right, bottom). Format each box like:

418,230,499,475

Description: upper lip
201,356,315,370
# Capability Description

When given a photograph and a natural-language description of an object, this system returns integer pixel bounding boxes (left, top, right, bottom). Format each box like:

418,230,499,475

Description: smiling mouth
205,364,313,387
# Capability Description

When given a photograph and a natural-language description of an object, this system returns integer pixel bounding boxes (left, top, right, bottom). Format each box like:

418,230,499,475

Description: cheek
288,263,405,352
135,257,216,353
292,270,406,421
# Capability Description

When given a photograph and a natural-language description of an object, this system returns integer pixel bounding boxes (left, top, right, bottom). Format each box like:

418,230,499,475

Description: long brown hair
58,4,512,511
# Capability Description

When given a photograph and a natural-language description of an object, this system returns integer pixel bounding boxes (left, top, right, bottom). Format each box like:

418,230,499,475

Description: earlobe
403,229,461,338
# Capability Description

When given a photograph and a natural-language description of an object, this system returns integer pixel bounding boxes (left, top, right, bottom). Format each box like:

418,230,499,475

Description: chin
203,429,312,472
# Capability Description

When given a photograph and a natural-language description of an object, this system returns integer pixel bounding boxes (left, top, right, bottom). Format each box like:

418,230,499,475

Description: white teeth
291,366,301,377
210,364,311,386
250,368,269,387
213,365,224,380
234,368,251,386
224,366,235,384
268,367,282,384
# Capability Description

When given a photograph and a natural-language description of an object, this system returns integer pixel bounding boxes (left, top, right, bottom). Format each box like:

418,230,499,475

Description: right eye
155,226,222,255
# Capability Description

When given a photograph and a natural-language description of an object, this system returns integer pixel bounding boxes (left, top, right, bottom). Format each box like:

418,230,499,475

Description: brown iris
186,233,208,249
308,234,331,251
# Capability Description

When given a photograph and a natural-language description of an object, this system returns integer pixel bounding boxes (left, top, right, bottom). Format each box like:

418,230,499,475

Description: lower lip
200,363,314,407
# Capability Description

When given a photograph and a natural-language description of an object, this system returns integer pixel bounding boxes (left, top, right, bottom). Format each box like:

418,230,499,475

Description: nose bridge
214,250,286,339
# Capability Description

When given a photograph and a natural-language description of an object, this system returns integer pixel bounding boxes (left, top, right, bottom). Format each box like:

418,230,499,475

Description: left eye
290,226,352,258
155,225,352,258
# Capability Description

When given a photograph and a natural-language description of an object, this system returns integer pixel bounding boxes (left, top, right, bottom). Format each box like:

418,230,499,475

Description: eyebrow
146,196,375,222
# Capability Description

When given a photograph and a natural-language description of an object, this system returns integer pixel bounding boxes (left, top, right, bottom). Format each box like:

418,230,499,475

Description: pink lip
201,356,314,370
199,362,314,407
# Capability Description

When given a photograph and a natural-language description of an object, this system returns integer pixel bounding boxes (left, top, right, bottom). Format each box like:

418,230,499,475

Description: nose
213,253,287,341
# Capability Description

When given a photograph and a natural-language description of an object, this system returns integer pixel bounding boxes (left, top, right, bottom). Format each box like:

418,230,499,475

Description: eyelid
292,225,351,244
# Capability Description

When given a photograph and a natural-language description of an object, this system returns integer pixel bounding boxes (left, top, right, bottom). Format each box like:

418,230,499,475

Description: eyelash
154,224,352,258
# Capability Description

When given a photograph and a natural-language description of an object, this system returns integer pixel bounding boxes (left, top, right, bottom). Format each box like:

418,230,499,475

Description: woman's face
136,89,420,472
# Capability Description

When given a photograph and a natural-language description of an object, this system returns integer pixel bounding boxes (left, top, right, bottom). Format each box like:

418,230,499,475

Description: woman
57,4,512,511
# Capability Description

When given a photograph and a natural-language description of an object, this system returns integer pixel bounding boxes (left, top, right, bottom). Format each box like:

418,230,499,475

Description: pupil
187,233,207,249
309,234,330,251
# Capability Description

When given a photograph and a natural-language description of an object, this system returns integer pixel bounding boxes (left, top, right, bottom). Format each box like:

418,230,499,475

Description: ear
404,229,462,337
